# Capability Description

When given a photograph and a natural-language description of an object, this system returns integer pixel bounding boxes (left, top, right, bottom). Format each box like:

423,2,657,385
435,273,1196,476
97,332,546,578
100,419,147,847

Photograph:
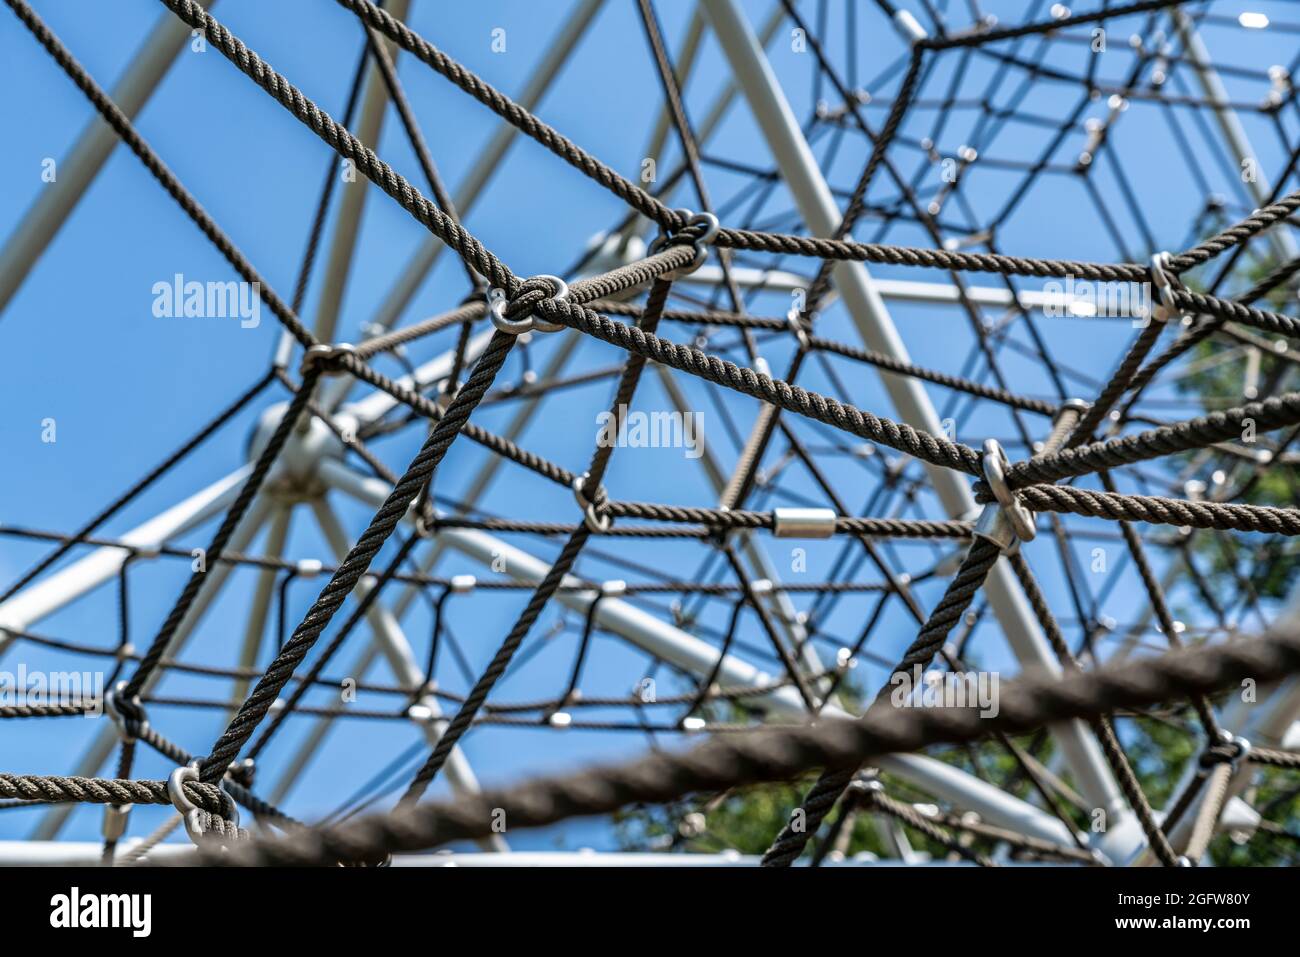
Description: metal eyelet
1148,251,1181,324
489,276,569,335
572,472,612,533
167,761,209,844
980,439,1036,543
649,210,720,280
300,343,357,377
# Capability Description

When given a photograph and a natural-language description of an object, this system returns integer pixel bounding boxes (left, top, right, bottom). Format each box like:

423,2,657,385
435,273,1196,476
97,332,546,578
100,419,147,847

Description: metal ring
649,210,720,280
572,473,611,533
300,343,357,377
489,276,570,335
103,680,146,738
1148,251,1180,323
529,275,569,333
981,439,1036,542
167,761,208,843
488,287,532,335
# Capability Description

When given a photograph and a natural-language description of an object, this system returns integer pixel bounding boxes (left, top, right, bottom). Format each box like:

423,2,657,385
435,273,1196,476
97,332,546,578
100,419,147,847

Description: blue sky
2,0,1298,852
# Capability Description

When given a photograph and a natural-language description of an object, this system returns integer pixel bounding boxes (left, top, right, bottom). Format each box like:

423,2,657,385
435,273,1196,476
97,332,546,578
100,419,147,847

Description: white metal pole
30,495,273,840
0,0,218,314
700,0,1134,854
310,499,508,851
0,464,254,650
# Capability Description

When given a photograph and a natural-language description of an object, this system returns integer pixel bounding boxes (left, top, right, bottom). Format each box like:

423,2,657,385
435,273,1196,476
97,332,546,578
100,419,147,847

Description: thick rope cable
762,536,1001,866
188,619,1300,866
195,333,516,784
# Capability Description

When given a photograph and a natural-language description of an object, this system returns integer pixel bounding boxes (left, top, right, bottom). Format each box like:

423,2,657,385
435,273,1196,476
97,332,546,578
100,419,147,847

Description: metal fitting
168,760,239,845
167,761,209,843
772,507,837,539
572,472,611,533
104,680,147,739
489,275,569,335
101,803,132,842
300,342,357,377
450,574,477,594
1210,730,1251,769
973,439,1036,548
786,308,811,349
1148,252,1181,324
893,9,929,44
649,210,720,280
1057,398,1090,419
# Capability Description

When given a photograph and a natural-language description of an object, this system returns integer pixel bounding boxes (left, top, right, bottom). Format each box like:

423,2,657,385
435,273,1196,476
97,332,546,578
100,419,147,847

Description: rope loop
489,275,569,335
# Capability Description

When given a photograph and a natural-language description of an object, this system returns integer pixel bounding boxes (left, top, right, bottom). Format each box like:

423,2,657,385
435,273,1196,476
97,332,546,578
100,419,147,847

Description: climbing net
4,0,1300,866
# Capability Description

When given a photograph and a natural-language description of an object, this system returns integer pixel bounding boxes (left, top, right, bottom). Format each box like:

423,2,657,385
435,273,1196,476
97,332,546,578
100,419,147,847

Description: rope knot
489,274,569,335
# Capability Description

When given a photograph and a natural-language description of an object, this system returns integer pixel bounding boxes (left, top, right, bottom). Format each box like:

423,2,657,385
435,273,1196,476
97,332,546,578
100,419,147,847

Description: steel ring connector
528,275,570,333
981,439,1036,543
488,287,531,335
1148,251,1180,324
104,680,147,738
649,210,720,280
489,276,570,335
167,761,209,843
300,342,357,377
572,472,611,533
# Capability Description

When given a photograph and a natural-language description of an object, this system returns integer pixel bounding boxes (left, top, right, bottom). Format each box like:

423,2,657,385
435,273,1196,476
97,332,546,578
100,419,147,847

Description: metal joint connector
450,574,477,595
168,760,239,846
786,308,811,348
1148,252,1181,324
572,472,611,533
772,507,837,539
103,680,146,740
972,439,1035,550
300,342,357,377
489,275,569,335
649,210,720,280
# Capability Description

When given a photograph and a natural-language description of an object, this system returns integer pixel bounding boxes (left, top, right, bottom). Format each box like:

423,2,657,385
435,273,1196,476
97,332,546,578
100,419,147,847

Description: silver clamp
648,210,720,280
103,680,147,739
168,760,239,846
1207,730,1251,770
300,342,357,377
1148,252,1181,324
489,275,569,335
167,761,210,844
572,472,611,533
786,307,811,348
973,439,1036,549
772,507,837,539
101,803,132,842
